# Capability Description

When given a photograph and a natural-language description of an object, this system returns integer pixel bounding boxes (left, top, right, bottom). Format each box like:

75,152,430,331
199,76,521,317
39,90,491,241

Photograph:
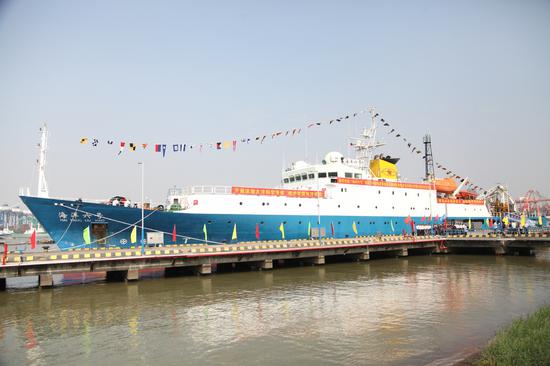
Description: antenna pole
37,124,49,198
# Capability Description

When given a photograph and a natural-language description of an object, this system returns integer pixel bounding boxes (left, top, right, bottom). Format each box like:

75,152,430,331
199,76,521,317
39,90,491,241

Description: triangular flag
390,220,395,232
308,221,311,237
468,218,472,230
404,215,411,224
83,226,91,245
421,216,426,222
203,224,208,242
130,226,137,243
331,222,335,237
172,224,177,242
539,216,543,226
232,223,237,241
279,222,285,240
255,223,260,240
30,229,37,249
352,221,358,235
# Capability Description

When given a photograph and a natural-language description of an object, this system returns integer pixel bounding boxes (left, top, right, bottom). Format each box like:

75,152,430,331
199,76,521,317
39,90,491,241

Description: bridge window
354,173,362,178
328,172,338,177
308,173,315,179
295,175,302,181
345,172,353,178
283,178,289,183
289,177,295,182
302,174,308,180
318,172,327,178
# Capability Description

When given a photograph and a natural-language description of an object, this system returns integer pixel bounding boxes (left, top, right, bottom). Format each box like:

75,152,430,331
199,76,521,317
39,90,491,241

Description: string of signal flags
373,113,488,195
79,108,368,157
80,107,486,194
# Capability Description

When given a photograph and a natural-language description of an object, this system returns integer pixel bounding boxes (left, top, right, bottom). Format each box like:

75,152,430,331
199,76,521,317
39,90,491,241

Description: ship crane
451,177,469,198
516,190,550,217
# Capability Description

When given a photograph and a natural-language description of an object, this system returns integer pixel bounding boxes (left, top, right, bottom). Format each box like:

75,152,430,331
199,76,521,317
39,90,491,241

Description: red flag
489,218,493,227
444,217,448,230
428,214,432,222
410,220,415,234
172,224,176,242
30,229,36,250
421,216,426,222
2,243,7,265
435,214,439,221
330,222,335,237
404,215,411,224
255,223,260,240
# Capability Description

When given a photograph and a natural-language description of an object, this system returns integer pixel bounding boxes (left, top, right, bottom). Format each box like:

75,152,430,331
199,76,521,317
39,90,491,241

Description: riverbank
457,305,550,366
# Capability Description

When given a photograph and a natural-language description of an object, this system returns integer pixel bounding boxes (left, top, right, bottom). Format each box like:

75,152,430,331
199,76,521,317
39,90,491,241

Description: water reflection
0,252,549,365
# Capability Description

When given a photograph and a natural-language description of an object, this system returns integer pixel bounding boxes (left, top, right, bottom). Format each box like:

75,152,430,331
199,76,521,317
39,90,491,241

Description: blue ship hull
20,196,484,250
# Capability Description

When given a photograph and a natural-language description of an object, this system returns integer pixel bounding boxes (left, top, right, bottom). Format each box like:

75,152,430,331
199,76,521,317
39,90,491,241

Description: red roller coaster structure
516,190,550,217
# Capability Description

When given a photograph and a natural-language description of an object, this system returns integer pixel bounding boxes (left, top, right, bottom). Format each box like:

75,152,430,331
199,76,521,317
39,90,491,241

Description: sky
0,0,549,207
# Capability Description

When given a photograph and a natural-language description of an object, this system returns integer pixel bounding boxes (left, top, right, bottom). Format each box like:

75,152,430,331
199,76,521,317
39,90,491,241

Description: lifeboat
434,178,457,193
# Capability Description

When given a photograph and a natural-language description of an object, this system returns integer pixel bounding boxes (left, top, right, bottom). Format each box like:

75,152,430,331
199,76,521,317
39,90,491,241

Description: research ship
20,110,492,250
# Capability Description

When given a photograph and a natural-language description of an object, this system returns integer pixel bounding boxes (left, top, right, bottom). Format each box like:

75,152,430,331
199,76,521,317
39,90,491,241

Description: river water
1,251,550,366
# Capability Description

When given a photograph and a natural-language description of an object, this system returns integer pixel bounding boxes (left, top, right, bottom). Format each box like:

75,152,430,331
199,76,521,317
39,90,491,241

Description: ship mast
350,107,385,177
37,124,49,198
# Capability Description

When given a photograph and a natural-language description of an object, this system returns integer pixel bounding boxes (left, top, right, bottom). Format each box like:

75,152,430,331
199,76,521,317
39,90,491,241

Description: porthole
338,204,341,208
338,221,341,225
298,221,302,224
392,206,395,209
239,202,243,205
284,203,287,206
260,221,264,224
357,205,360,208
378,190,381,194
208,220,212,224
262,202,265,206
405,192,407,196
375,206,378,209
392,191,395,195
298,203,302,207
227,221,231,224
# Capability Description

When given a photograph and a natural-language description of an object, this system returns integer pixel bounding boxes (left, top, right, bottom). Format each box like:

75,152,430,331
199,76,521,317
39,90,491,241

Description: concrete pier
260,259,273,270
39,273,53,288
196,263,212,275
312,255,325,265
397,248,408,257
1,233,548,290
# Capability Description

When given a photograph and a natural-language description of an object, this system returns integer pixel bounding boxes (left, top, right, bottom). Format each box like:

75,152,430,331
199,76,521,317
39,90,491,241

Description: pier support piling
126,269,139,281
39,274,53,288
260,259,273,270
0,278,6,291
196,263,212,275
312,255,325,265
357,251,370,261
397,248,408,257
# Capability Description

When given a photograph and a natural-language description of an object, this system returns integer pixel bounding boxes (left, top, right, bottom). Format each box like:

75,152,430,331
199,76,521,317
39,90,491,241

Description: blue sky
0,0,549,206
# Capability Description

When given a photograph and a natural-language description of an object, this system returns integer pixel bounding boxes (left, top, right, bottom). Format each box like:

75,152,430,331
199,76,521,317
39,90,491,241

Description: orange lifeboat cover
435,178,458,193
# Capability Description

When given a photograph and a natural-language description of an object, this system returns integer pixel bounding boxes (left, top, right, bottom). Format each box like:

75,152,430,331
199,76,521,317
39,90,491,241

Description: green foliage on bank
478,305,550,366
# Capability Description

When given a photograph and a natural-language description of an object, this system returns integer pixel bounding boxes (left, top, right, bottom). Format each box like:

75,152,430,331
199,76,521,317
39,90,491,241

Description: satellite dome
324,152,344,164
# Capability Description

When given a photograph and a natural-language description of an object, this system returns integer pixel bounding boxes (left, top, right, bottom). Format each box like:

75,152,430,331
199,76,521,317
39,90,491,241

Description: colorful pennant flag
172,224,177,242
203,224,208,242
279,222,285,240
255,223,260,240
232,223,237,241
83,226,91,245
352,221,358,235
130,226,137,243
331,222,335,236
30,229,36,250
308,221,311,237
